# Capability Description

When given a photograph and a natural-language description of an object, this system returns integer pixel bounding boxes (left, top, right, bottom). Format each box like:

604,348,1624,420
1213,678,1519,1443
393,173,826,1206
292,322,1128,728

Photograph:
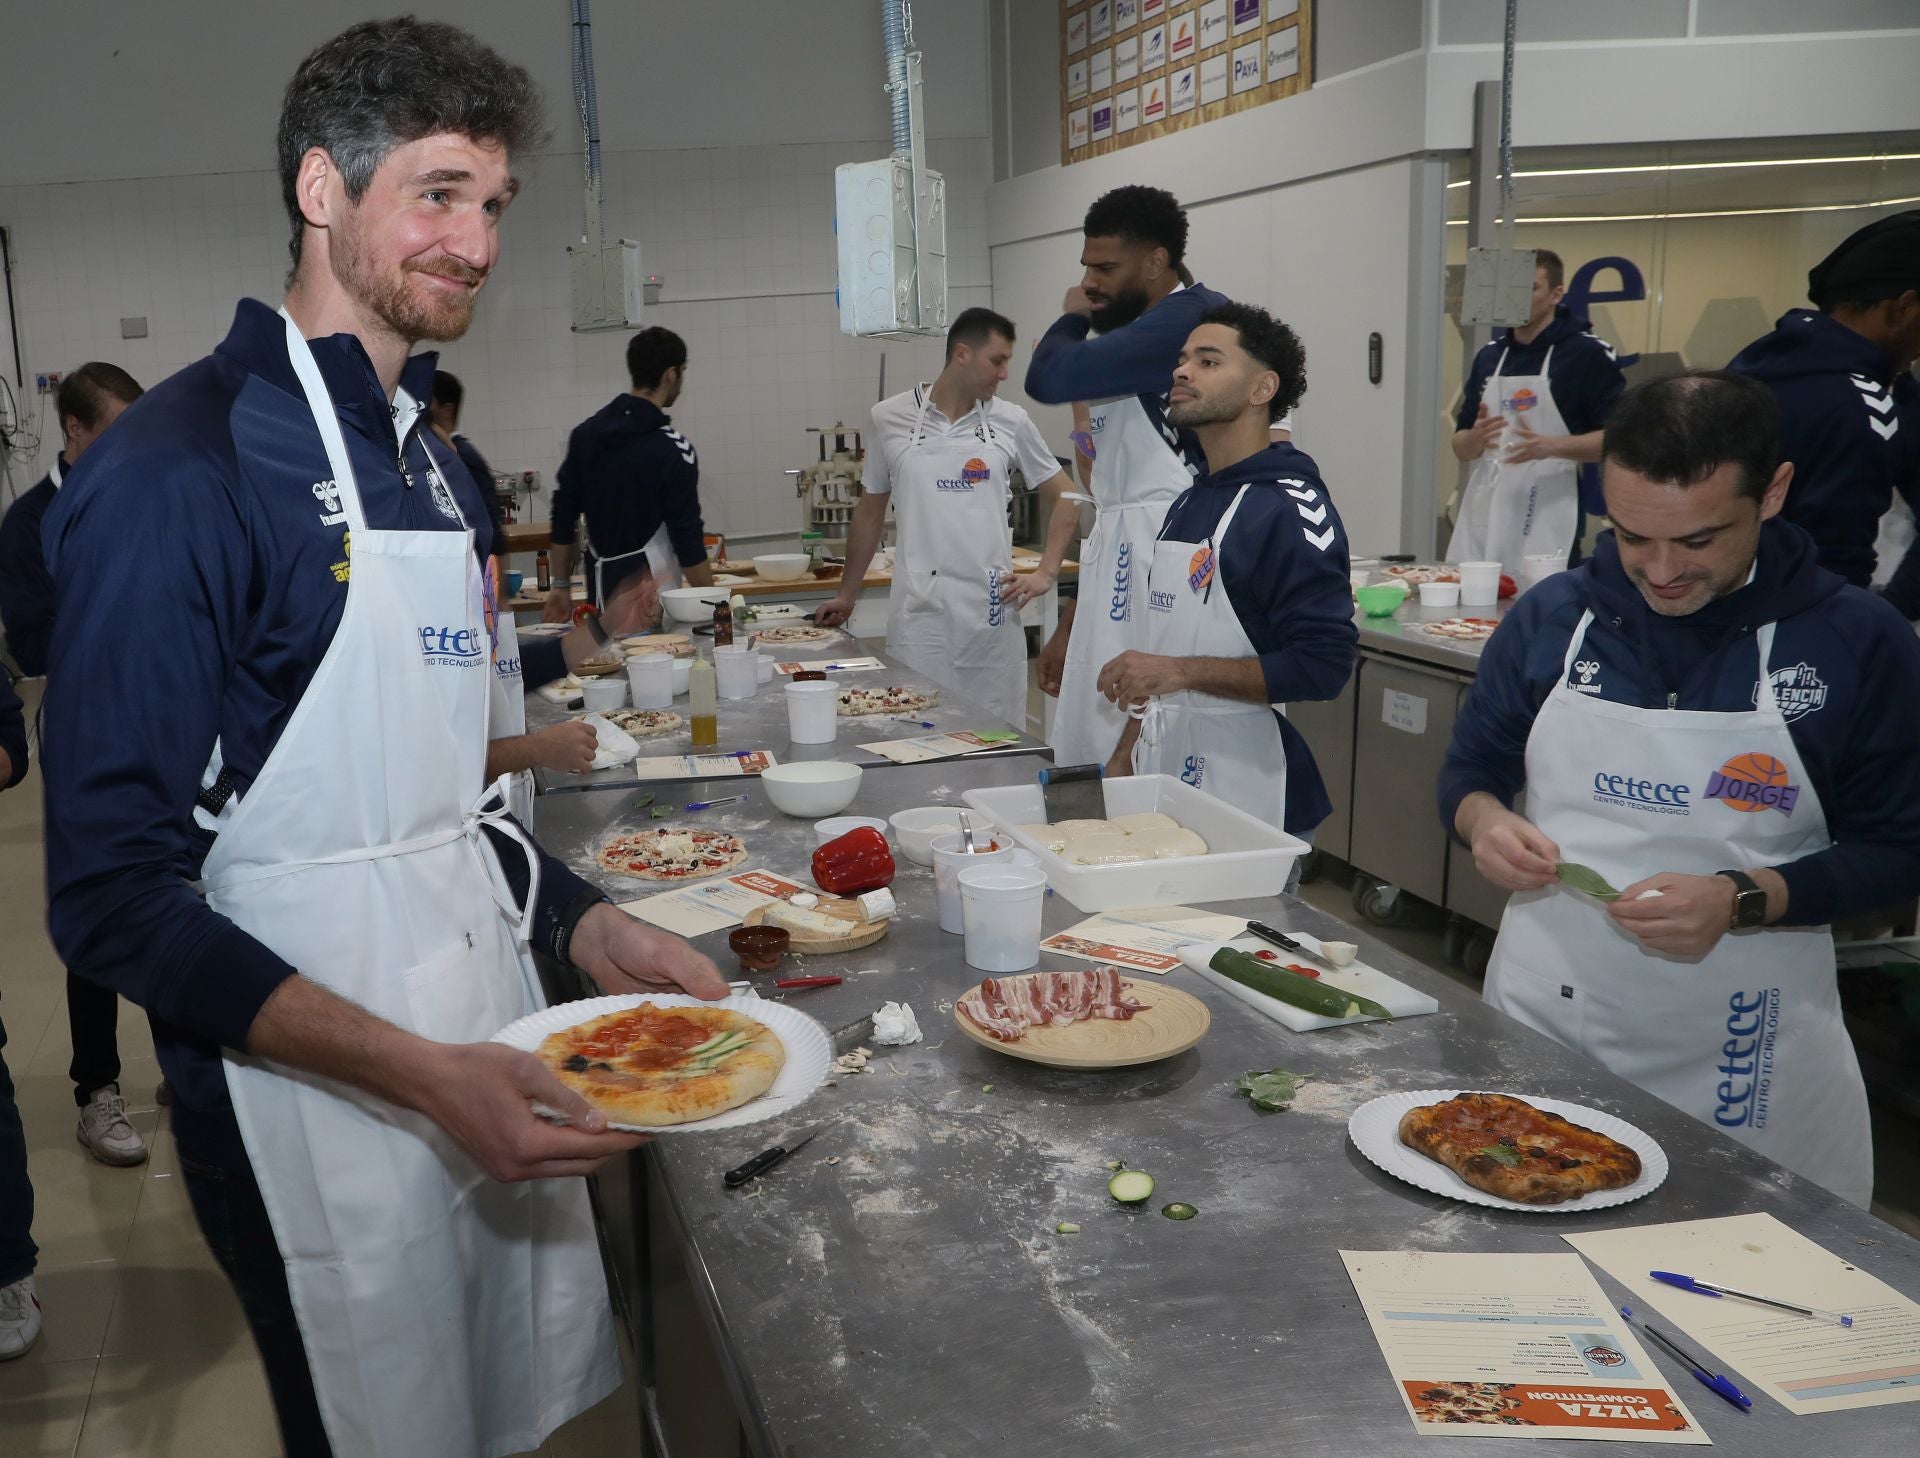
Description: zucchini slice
1107,1170,1155,1205
1161,1202,1199,1221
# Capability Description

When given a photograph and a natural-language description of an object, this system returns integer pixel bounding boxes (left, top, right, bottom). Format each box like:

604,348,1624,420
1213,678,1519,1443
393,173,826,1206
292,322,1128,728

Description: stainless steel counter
1353,597,1515,673
532,762,1920,1458
524,636,1049,794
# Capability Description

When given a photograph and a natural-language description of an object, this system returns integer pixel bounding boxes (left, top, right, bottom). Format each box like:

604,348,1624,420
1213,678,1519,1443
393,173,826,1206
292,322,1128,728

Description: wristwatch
1718,869,1767,930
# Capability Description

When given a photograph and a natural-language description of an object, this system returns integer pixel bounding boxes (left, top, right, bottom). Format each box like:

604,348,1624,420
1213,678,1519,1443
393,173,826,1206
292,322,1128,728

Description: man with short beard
1097,304,1356,861
1024,185,1230,766
1441,371,1920,1211
41,20,728,1457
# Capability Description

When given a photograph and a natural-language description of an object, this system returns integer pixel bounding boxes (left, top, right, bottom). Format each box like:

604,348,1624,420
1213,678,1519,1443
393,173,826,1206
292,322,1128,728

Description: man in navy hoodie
1441,371,1920,1208
1024,186,1230,767
1100,303,1356,853
1728,210,1920,606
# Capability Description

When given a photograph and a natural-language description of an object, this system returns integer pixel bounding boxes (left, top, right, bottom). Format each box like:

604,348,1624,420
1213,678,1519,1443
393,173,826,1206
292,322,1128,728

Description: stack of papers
859,730,1021,764
619,869,807,937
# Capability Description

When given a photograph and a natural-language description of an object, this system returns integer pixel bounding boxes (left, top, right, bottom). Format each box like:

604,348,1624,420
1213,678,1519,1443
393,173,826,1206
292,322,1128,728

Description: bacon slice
958,969,1148,1041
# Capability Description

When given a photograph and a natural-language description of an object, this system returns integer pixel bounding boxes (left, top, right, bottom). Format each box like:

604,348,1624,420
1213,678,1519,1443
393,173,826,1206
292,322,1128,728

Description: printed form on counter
627,751,779,780
619,869,809,938
1566,1212,1920,1416
859,730,1021,764
774,656,885,675
1039,907,1249,974
1340,1250,1708,1443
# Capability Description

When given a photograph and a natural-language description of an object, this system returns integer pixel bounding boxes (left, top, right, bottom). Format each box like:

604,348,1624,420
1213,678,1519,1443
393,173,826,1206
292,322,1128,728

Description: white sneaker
0,1275,41,1360
77,1083,148,1166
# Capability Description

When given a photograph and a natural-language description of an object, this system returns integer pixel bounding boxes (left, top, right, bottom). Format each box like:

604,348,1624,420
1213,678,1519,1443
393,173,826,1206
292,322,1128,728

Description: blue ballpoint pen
1650,1270,1853,1327
1620,1305,1752,1412
683,795,749,813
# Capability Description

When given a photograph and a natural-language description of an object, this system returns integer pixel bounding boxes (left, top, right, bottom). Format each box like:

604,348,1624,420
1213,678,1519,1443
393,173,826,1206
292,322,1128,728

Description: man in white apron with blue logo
820,309,1074,727
39,22,729,1456
1101,305,1356,863
1448,372,1903,1209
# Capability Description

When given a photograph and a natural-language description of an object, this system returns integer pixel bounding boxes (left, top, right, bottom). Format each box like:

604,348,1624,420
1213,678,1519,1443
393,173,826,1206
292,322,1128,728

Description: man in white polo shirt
818,307,1075,726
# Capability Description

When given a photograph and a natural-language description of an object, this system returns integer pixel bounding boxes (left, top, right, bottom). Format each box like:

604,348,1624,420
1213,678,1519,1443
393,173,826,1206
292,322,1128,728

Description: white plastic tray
960,774,1307,913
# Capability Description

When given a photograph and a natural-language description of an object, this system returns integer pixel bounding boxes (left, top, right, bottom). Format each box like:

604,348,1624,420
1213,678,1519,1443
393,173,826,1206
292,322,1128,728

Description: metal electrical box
834,158,947,338
1459,246,1537,327
567,237,645,333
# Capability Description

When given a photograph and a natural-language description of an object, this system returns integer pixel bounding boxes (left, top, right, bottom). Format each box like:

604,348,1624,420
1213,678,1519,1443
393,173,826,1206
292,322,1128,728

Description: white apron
200,313,621,1457
640,522,682,593
884,390,1027,725
1485,610,1871,1207
1449,345,1580,575
1051,393,1194,764
485,583,538,827
1131,484,1288,831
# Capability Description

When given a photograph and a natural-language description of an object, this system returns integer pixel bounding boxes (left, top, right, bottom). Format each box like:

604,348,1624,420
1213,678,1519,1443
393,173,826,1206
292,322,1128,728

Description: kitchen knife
723,1130,818,1187
1244,921,1334,968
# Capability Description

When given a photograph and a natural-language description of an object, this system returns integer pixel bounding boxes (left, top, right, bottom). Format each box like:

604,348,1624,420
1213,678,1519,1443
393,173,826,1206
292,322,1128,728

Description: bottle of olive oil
688,655,718,747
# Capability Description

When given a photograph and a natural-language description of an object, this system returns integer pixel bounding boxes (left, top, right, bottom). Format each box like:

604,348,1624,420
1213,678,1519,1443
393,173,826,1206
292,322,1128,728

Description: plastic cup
1418,580,1461,607
714,645,757,700
785,679,840,744
1520,553,1564,592
814,815,889,846
755,652,776,684
1349,568,1372,591
1458,560,1501,606
931,831,1012,934
960,864,1048,972
626,653,674,709
671,655,693,697
582,676,627,712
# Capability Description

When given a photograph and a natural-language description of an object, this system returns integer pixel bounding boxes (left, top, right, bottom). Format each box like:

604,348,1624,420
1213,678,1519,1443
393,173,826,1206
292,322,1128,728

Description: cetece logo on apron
1703,752,1800,816
1181,753,1205,787
418,625,486,668
1714,987,1780,1129
936,457,992,493
1110,540,1134,622
1590,771,1690,815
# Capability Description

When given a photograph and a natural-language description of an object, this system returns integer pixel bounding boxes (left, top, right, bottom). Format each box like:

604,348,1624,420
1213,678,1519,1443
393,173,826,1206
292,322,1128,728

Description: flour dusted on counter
872,1002,922,1046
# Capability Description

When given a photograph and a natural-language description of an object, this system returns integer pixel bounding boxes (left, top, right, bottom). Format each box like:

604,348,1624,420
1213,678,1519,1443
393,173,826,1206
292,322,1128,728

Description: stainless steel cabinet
1349,658,1470,906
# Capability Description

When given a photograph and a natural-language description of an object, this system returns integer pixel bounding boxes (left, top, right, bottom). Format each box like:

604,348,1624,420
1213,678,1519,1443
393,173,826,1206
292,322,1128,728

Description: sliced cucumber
1107,1169,1155,1205
1161,1202,1199,1221
1055,1221,1081,1235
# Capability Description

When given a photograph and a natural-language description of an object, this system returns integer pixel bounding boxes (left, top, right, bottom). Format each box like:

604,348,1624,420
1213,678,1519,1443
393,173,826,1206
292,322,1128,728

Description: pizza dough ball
1110,812,1181,836
1063,832,1146,867
1020,823,1069,855
1141,827,1209,861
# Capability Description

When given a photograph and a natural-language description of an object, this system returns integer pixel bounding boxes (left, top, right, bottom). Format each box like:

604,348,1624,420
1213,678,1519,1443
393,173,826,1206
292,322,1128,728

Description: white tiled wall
0,136,997,541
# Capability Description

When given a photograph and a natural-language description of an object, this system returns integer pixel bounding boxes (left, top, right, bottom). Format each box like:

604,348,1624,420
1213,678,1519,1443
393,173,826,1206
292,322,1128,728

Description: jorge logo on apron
1703,752,1801,815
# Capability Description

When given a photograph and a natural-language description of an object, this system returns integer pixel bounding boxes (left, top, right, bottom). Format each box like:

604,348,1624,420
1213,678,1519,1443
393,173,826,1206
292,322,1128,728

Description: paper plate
491,993,832,1134
1347,1088,1669,1213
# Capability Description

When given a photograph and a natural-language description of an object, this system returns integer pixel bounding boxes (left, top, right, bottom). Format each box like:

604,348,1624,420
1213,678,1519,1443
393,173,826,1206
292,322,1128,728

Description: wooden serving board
951,974,1210,1069
742,899,889,954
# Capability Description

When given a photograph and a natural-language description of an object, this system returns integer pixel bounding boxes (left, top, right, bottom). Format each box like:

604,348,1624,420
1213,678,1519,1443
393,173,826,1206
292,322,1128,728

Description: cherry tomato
1255,949,1278,961
1287,963,1322,980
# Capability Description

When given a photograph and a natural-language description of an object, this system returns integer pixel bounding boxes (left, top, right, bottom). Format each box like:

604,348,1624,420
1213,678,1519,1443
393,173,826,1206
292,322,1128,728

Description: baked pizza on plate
597,828,748,881
752,623,835,645
603,708,683,740
1347,1088,1665,1212
1415,616,1500,642
837,685,941,716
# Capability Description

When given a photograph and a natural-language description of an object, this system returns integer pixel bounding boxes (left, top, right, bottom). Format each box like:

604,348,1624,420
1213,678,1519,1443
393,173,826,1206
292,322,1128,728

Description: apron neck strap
1559,608,1598,678
279,308,369,536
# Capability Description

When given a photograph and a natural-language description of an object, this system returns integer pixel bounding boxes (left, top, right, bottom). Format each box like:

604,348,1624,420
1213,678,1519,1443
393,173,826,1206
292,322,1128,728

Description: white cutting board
1178,929,1440,1031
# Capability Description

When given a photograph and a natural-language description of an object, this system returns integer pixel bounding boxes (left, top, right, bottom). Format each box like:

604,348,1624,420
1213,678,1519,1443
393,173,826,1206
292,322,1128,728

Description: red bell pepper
811,827,896,896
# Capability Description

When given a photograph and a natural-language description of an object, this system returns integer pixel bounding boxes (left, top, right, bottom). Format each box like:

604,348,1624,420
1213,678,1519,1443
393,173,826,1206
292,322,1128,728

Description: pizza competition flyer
618,869,810,938
858,730,1022,765
1567,1213,1920,1416
1039,907,1249,974
1340,1251,1708,1443
626,751,779,781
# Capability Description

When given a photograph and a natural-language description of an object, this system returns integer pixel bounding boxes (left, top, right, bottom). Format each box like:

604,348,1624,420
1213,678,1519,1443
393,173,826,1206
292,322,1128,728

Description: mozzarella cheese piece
1320,941,1359,967
766,903,854,938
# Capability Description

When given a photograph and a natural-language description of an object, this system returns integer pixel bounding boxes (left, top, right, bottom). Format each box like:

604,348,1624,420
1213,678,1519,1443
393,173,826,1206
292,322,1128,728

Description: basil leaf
1235,1068,1313,1112
1556,861,1622,900
1477,1143,1523,1168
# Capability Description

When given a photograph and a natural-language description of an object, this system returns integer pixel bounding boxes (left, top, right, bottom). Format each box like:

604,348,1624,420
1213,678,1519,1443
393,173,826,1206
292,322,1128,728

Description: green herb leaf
1234,1068,1314,1112
1477,1143,1523,1168
649,805,676,820
1556,862,1622,900
630,792,656,810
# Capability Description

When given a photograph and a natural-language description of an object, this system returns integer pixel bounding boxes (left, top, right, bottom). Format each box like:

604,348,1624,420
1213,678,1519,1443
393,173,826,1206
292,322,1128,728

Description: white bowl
753,553,813,583
760,762,863,817
814,815,889,846
889,806,963,865
671,655,693,696
661,585,730,623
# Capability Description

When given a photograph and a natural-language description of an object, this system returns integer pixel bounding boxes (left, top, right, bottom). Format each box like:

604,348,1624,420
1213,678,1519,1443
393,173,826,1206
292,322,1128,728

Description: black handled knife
1245,921,1332,967
723,1130,818,1187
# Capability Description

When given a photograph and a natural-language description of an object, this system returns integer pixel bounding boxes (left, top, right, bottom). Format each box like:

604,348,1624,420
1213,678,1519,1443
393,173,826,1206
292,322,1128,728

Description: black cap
1808,209,1920,310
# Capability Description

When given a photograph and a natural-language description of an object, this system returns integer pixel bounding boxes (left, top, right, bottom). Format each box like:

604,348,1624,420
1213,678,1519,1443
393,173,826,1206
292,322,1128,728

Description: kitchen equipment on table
1457,560,1501,607
1354,583,1408,617
626,652,674,709
688,657,717,747
930,831,1011,934
957,808,979,854
813,815,889,846
1417,580,1460,608
1347,1089,1668,1213
713,644,757,700
962,774,1307,914
1520,553,1565,592
662,585,731,623
1244,921,1334,968
581,676,627,712
784,680,839,744
950,973,1211,1069
743,895,889,954
722,1129,817,1188
760,761,862,816
752,553,812,582
889,807,961,865
1176,929,1440,1031
728,926,790,973
1036,762,1108,826
670,655,693,696
959,864,1048,972
755,653,775,684
504,569,523,595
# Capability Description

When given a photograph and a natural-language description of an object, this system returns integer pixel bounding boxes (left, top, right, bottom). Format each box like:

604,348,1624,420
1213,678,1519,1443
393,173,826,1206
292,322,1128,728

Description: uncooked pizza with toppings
1380,564,1460,586
597,828,749,881
837,685,942,716
603,708,683,739
1415,617,1500,642
752,623,836,645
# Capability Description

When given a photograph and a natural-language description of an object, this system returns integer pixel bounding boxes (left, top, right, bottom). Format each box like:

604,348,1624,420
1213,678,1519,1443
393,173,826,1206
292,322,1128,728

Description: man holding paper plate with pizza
1441,370,1920,1210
